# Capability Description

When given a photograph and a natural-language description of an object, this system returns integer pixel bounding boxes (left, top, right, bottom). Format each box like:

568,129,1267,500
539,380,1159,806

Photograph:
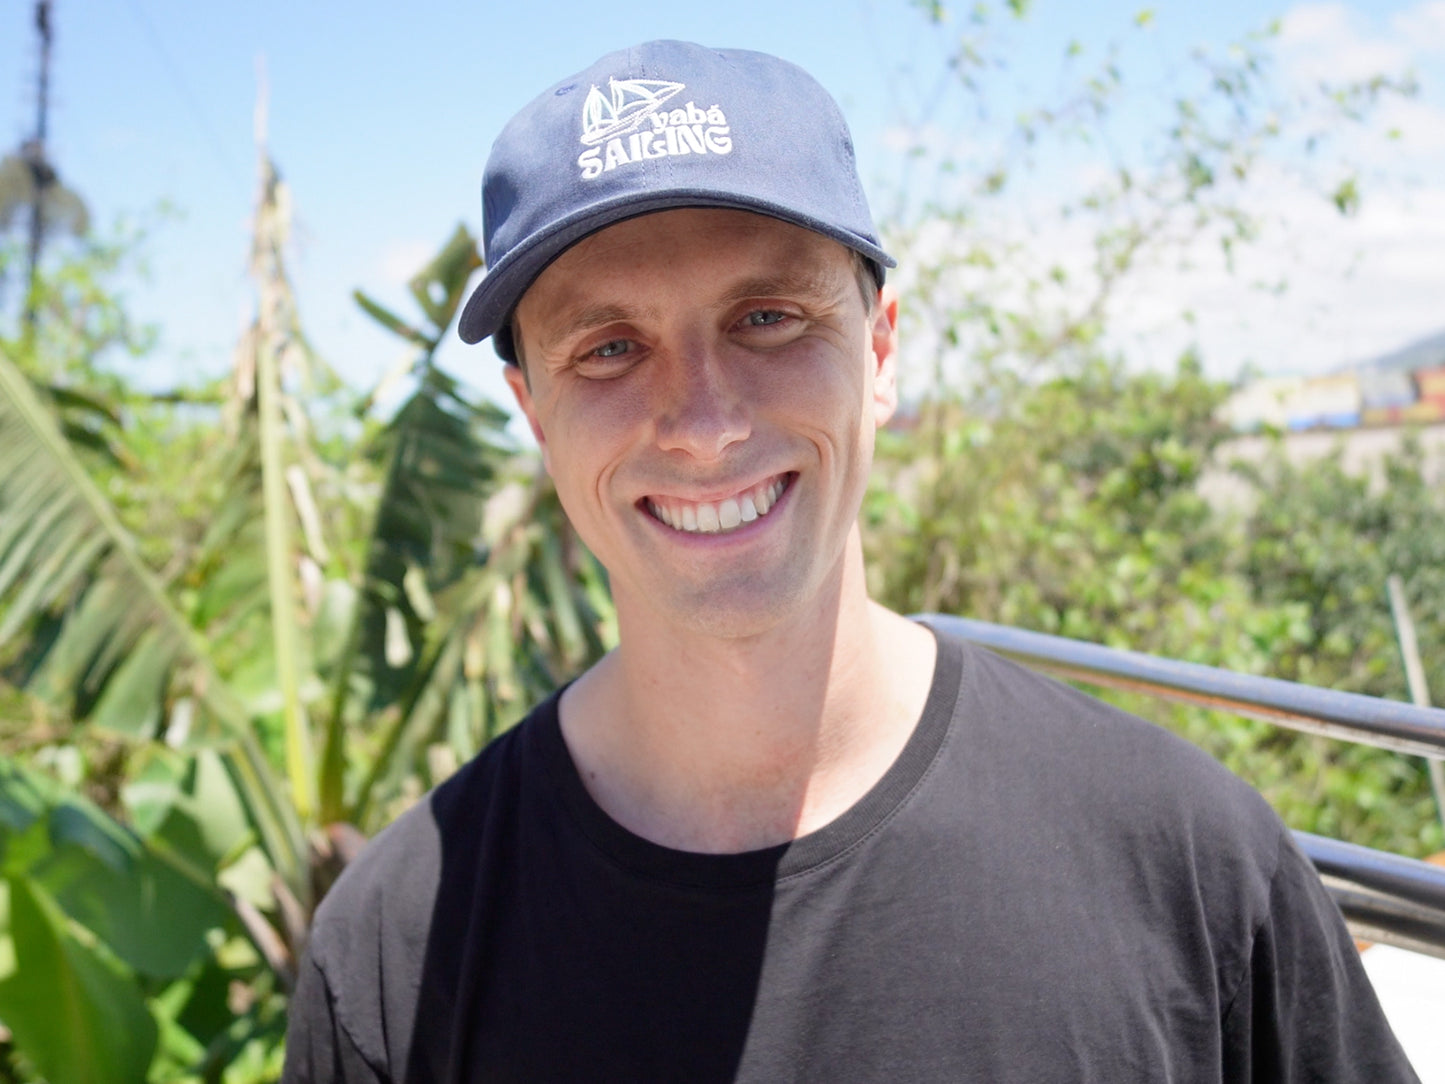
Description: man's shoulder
306,694,557,961
932,630,1297,978
288,693,569,1078
938,627,1287,862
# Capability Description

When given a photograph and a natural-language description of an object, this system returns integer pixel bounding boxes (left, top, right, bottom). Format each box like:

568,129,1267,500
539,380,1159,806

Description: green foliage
860,0,1441,863
2,219,160,404
1332,175,1361,216
1238,436,1445,701
867,354,1240,651
334,227,613,830
864,363,1444,858
0,877,158,1084
0,145,612,1078
0,755,284,1084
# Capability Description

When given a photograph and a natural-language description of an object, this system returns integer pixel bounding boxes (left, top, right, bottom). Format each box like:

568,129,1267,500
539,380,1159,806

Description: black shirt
283,630,1418,1082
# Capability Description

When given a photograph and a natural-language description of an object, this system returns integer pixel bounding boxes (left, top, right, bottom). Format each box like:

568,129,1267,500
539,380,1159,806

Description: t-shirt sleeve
1219,832,1421,1083
281,950,388,1084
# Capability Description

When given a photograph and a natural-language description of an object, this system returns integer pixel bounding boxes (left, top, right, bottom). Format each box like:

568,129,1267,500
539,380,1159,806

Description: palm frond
333,223,616,827
321,362,514,817
0,343,305,890
250,152,317,821
349,466,615,828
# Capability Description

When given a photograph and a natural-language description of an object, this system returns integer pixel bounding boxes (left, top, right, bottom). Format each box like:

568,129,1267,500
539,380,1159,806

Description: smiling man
283,41,1417,1083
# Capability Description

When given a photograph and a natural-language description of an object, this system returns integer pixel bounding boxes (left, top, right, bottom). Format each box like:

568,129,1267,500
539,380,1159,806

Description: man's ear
869,285,900,428
504,364,551,473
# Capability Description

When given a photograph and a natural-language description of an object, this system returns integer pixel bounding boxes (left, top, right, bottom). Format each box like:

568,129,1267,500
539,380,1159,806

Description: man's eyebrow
537,302,660,351
536,269,846,352
717,271,846,307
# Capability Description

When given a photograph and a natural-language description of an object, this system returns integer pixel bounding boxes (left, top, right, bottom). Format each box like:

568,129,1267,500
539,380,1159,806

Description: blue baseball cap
458,39,895,361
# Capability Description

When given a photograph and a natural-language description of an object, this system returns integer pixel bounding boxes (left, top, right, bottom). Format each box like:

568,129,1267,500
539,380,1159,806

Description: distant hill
1353,329,1445,374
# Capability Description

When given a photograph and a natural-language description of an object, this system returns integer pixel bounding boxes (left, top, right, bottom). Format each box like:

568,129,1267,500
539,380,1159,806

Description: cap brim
457,194,895,349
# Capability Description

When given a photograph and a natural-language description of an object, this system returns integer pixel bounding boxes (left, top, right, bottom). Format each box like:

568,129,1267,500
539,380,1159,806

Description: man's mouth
644,474,793,535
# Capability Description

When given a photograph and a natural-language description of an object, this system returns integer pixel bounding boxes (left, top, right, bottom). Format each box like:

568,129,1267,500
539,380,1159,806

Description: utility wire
120,0,249,192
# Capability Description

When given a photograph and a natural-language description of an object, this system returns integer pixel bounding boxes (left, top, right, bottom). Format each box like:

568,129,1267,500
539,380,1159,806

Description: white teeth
648,476,789,536
758,480,783,515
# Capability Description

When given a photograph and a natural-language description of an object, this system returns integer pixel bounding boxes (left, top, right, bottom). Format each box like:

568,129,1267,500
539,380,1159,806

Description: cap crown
458,40,893,356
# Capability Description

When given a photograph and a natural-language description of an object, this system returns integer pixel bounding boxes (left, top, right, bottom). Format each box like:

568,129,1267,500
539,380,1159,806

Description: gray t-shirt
283,629,1418,1082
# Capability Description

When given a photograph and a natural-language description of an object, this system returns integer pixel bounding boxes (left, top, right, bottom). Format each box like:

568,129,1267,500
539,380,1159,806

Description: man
284,40,1417,1082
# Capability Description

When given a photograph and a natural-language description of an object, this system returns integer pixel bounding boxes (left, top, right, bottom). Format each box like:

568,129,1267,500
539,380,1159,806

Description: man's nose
653,347,751,461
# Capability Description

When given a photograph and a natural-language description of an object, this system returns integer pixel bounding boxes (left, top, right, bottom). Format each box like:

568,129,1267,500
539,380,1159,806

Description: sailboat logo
580,78,686,145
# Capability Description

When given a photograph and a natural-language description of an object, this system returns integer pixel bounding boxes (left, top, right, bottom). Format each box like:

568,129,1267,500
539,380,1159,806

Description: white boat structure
581,78,686,145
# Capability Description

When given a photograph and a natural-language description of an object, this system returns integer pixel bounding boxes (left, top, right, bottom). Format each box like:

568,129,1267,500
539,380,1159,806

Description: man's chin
622,562,848,644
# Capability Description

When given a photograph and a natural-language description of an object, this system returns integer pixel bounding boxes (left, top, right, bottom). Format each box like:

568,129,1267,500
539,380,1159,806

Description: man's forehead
567,205,843,259
516,209,855,334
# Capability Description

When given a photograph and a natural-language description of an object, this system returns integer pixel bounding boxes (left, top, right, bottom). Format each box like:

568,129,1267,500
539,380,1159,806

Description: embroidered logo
577,77,733,181
581,78,685,145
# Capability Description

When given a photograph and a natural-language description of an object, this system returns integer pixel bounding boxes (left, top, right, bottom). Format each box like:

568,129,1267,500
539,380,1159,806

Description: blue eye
744,310,787,327
593,339,631,358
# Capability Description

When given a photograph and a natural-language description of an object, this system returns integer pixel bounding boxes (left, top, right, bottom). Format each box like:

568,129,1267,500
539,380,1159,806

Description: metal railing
926,614,1445,960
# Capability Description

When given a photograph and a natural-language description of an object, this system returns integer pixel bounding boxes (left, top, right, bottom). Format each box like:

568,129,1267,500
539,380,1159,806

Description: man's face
506,208,898,640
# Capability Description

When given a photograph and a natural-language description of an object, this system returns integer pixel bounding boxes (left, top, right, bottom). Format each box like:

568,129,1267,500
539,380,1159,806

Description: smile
645,474,793,535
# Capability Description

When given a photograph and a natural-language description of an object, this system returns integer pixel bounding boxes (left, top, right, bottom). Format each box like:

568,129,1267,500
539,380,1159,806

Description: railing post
1387,574,1445,835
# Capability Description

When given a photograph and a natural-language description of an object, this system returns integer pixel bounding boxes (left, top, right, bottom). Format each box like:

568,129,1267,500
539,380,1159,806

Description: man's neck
557,541,936,853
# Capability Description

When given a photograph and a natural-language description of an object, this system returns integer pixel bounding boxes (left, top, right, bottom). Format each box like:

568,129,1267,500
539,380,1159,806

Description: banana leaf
0,343,306,894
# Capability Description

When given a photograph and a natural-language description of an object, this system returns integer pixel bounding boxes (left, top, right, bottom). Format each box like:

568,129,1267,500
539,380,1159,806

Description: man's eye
743,310,788,328
592,339,631,358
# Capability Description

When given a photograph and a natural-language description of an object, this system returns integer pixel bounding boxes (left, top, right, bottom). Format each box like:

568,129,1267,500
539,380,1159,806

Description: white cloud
1279,2,1415,84
1391,2,1445,52
1279,1,1353,42
893,151,1445,388
1101,163,1445,378
1099,4,1445,378
1375,95,1445,153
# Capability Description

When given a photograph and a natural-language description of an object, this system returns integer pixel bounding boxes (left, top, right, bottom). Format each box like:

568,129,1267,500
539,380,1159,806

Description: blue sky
4,0,1442,415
